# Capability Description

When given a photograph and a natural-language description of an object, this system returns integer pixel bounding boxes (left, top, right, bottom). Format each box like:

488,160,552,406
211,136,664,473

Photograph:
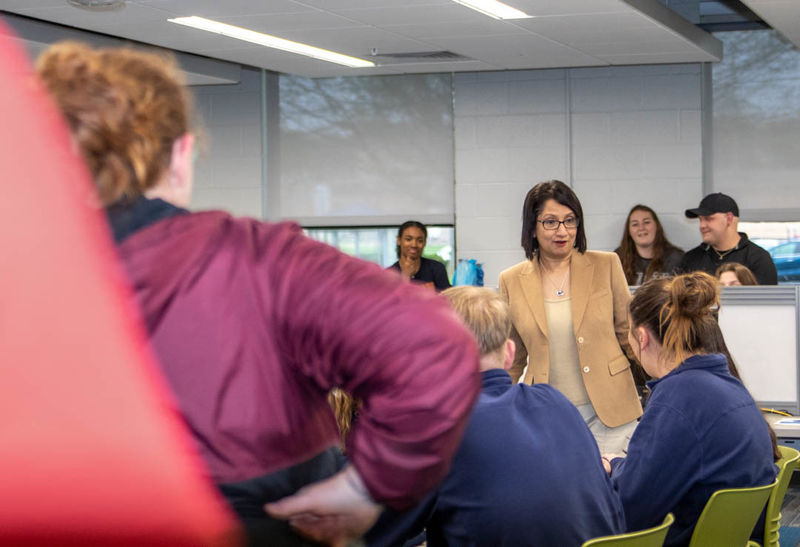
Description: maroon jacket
114,208,480,509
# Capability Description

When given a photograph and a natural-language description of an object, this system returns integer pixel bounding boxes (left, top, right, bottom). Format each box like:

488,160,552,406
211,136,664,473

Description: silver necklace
544,266,569,296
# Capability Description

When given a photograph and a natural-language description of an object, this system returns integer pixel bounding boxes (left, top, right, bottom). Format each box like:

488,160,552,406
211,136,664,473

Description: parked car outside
769,240,800,282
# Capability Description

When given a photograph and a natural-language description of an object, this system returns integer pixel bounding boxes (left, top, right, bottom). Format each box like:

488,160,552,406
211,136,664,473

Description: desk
765,412,800,448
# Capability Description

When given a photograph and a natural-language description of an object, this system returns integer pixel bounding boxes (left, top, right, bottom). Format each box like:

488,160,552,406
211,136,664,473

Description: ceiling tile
134,0,315,17
0,0,739,76
13,3,171,27
275,26,434,57
381,19,529,40
330,4,476,26
511,0,631,16
295,0,451,8
739,0,800,51
218,11,359,32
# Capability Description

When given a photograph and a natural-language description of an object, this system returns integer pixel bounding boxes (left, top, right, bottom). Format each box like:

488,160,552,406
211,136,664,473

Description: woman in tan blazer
499,180,642,453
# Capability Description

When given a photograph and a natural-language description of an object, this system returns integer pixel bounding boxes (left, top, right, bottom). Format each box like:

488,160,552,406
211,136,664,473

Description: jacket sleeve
677,251,690,274
748,247,778,285
260,222,481,509
499,271,528,383
611,403,702,532
609,253,635,362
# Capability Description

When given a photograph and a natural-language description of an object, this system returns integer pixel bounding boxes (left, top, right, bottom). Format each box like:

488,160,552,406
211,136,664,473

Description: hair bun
668,272,718,319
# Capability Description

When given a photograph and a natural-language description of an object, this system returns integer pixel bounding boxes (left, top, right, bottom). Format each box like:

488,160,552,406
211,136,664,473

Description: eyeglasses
538,217,579,231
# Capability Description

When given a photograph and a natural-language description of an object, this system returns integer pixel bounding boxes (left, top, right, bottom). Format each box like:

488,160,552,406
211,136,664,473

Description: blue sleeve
365,492,437,547
611,403,702,531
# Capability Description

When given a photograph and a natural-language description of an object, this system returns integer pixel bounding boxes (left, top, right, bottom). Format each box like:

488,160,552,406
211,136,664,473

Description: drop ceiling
0,0,740,78
738,0,800,47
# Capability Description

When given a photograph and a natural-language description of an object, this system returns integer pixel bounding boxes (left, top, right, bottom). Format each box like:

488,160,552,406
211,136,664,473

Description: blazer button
583,366,590,373
577,337,584,344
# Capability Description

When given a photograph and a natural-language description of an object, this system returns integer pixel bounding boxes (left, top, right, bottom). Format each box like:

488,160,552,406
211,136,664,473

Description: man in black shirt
679,193,777,284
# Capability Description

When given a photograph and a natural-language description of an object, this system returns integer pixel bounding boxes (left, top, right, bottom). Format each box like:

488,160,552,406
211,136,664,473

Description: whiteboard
718,287,799,411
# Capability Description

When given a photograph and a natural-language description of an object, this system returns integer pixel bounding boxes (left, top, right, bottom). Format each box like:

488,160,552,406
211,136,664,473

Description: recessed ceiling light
452,0,532,20
167,16,375,68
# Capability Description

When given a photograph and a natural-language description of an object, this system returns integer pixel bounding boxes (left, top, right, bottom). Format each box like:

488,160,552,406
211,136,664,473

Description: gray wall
191,67,264,219
455,64,703,285
191,64,706,287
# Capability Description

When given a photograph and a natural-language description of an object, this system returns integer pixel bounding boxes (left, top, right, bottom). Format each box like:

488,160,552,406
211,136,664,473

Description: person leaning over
37,42,481,547
499,180,642,454
366,286,626,547
679,193,777,284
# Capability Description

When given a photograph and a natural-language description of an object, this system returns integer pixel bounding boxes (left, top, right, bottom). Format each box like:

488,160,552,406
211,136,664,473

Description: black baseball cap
685,193,739,218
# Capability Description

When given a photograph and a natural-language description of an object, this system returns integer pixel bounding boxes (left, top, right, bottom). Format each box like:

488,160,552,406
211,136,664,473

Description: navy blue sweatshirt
610,354,776,546
368,369,625,547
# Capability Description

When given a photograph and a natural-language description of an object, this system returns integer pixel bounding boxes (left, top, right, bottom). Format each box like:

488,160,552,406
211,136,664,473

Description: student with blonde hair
368,286,624,547
606,272,776,546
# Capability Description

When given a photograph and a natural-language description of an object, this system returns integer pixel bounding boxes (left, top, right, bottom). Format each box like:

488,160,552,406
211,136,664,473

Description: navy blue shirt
611,354,776,546
367,369,625,547
388,257,451,291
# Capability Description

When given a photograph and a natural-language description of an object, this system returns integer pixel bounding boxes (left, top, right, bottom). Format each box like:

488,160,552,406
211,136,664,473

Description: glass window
304,226,455,277
740,221,800,283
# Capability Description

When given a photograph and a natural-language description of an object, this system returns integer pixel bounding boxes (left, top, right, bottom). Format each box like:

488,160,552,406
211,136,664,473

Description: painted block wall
185,63,706,287
455,64,704,287
189,66,263,219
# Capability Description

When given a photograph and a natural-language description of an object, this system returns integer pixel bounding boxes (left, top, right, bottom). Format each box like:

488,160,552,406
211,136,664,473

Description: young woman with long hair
615,205,683,285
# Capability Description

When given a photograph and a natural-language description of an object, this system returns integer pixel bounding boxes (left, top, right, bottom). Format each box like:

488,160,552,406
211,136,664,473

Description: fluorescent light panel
452,0,532,19
168,16,375,68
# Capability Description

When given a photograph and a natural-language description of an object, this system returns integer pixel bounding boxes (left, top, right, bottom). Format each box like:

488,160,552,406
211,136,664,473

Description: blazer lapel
519,259,549,339
571,252,594,334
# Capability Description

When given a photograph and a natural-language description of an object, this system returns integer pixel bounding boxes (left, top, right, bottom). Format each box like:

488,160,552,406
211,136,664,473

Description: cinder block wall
454,64,703,287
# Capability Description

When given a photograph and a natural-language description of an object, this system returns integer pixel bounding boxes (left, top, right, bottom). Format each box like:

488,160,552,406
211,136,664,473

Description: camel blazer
498,250,642,427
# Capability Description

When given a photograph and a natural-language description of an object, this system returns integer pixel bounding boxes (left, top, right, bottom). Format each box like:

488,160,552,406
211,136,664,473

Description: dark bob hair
521,180,587,260
396,220,427,259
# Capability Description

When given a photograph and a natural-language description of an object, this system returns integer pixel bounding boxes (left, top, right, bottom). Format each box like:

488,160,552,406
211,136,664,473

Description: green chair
687,479,778,547
581,513,674,547
754,445,800,547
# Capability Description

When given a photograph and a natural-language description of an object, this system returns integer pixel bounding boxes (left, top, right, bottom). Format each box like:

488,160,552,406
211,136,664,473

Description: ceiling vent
67,0,126,11
370,50,473,65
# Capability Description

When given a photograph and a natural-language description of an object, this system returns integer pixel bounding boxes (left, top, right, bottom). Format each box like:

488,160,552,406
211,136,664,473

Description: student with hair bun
605,272,776,546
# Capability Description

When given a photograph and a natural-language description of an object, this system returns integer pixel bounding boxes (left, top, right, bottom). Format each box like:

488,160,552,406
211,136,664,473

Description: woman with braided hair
603,272,776,546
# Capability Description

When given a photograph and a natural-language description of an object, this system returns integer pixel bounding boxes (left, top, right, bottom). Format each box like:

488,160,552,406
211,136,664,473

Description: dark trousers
217,447,345,547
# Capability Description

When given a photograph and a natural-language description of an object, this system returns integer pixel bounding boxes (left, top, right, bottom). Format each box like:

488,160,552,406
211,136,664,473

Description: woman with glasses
499,180,642,453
